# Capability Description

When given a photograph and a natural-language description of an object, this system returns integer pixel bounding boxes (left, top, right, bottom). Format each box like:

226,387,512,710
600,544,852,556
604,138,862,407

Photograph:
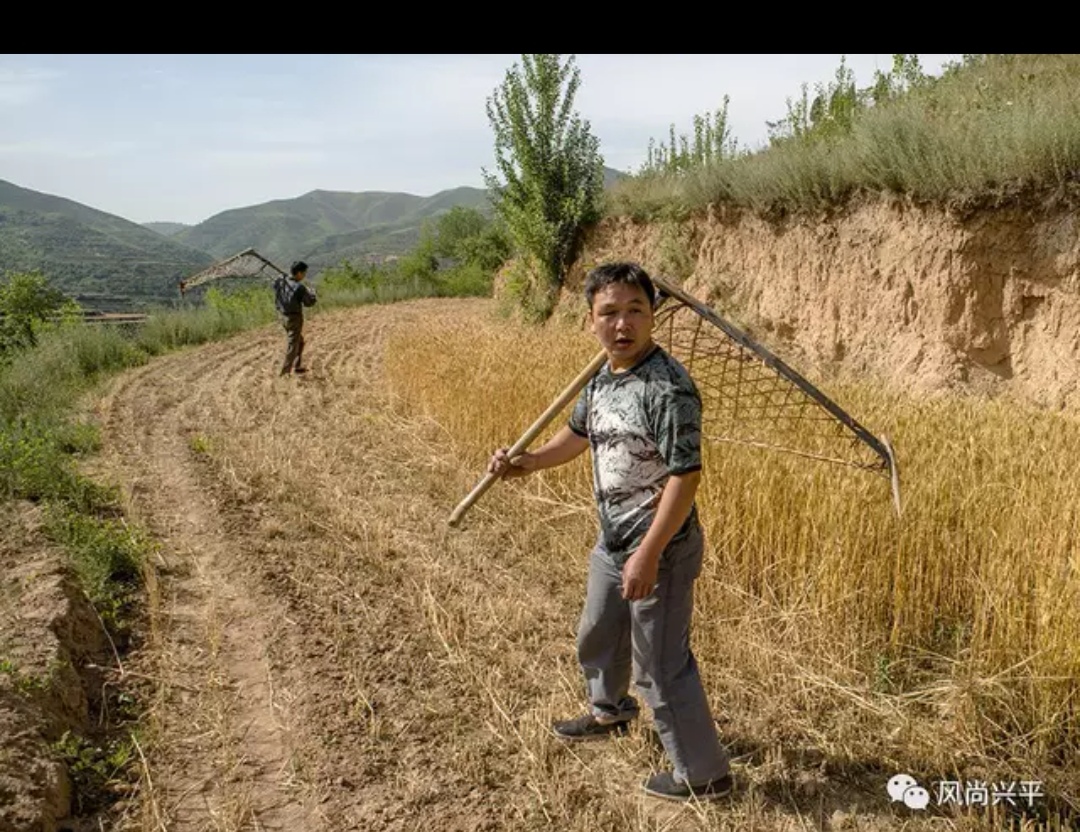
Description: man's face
588,281,655,370
295,270,307,281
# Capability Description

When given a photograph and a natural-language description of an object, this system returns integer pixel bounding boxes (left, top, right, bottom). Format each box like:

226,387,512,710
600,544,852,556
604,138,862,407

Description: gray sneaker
643,771,733,802
552,714,631,742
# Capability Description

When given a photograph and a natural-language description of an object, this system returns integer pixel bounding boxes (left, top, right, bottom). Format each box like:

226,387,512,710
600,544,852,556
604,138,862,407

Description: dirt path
94,300,535,832
96,332,324,830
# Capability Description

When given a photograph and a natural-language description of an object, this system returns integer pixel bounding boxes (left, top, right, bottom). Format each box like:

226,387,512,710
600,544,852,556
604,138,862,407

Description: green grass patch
44,506,148,637
317,273,447,307
0,657,50,697
51,729,137,816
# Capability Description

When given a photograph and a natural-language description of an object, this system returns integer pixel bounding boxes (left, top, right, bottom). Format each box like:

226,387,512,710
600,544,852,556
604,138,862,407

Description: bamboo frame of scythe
179,247,288,296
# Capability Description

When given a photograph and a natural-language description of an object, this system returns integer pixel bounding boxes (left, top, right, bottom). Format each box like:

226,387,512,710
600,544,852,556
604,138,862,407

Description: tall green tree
483,54,604,314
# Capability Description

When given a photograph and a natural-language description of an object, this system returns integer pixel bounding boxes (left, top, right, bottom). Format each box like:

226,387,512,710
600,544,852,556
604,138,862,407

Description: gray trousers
577,521,730,786
281,314,304,374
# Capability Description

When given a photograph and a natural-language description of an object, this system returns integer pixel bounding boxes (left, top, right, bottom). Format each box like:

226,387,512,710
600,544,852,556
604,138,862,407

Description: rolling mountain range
0,179,214,311
142,221,190,237
0,167,629,311
171,186,493,271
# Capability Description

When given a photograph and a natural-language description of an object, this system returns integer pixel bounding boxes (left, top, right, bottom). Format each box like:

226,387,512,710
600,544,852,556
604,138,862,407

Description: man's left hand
622,547,660,601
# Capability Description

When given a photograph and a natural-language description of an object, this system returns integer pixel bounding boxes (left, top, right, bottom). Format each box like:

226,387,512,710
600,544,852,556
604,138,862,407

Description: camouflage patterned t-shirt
568,344,702,565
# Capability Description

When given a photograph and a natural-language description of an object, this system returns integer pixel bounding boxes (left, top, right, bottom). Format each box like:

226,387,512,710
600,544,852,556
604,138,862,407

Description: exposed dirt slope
0,503,111,832
568,198,1080,410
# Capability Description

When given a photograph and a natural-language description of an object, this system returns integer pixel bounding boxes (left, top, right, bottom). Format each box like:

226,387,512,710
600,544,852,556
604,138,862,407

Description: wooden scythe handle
447,349,608,528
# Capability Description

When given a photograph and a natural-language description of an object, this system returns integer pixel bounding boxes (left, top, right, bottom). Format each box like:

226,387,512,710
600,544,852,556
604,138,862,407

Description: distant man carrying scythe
274,260,316,376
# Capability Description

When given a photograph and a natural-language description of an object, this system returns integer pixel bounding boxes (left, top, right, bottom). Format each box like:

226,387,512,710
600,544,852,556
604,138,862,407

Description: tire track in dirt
94,303,522,832
96,331,326,831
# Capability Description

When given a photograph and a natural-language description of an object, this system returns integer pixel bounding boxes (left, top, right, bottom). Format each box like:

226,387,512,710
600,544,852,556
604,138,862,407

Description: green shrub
51,730,137,815
484,55,604,312
0,270,80,355
436,263,493,298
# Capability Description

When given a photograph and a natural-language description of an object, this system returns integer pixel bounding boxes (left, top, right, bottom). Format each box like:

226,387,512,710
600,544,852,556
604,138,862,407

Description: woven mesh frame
650,280,892,478
180,248,286,294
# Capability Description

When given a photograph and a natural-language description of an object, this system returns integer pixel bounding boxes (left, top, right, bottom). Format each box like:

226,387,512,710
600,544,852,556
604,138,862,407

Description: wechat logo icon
887,773,930,810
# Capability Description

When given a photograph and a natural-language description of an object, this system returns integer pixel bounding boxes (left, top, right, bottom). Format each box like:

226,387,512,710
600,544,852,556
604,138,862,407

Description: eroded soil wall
566,198,1080,409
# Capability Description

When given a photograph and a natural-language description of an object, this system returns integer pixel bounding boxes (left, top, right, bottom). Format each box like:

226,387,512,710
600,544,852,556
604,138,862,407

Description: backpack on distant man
274,262,315,317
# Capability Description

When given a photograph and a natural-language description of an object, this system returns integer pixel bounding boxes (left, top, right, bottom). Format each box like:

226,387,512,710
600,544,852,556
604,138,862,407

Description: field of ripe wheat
386,305,1080,821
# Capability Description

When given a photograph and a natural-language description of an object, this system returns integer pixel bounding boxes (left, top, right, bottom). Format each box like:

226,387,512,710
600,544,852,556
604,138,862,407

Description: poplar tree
483,54,604,310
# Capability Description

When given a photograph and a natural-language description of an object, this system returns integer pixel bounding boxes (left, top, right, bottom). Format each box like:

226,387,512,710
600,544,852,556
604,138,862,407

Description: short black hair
290,260,308,276
584,262,656,309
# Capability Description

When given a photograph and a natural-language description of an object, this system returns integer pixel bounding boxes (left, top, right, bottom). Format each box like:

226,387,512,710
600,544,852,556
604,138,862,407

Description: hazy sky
0,54,962,226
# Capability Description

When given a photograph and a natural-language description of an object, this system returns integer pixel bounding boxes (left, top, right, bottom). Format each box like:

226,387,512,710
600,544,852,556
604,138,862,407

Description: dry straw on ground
88,299,1076,831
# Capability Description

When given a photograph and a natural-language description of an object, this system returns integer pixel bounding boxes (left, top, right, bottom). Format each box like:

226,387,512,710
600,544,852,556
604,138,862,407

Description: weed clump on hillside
608,54,1080,220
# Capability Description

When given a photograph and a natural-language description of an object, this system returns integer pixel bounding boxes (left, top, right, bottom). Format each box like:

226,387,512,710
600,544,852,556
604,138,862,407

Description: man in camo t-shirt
488,262,732,803
568,342,702,563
